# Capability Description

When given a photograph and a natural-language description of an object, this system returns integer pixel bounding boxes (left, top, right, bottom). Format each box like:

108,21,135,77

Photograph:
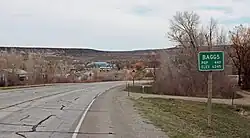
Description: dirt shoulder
78,86,168,138
130,91,250,106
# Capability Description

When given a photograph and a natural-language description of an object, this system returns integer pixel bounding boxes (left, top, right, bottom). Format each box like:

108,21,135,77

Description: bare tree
0,53,7,70
45,60,58,83
3,52,24,86
147,52,159,81
216,27,228,45
229,25,250,89
154,11,234,98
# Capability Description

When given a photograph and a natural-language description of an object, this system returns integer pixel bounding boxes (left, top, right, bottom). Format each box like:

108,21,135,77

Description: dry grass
133,97,250,138
0,84,53,90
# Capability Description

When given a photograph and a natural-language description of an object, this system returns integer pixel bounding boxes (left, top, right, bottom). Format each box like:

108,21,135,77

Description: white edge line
71,97,96,138
71,90,107,138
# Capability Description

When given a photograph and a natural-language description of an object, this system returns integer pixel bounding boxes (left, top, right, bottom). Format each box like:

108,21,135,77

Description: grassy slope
133,98,250,138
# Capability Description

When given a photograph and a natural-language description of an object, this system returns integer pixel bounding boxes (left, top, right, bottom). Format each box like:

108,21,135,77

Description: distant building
86,62,115,71
0,69,28,86
144,67,159,73
132,61,146,70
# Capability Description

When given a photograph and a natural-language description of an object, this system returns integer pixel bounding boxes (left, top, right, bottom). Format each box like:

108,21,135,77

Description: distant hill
0,45,232,64
0,46,165,62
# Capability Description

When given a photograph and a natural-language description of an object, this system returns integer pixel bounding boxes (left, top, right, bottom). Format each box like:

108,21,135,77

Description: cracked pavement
0,82,125,138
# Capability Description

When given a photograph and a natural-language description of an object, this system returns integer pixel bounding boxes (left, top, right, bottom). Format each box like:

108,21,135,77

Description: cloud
197,6,233,14
221,17,250,25
130,6,153,16
0,0,250,50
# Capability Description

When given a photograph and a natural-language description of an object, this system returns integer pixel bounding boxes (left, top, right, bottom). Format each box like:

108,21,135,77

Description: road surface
0,82,125,138
77,86,167,138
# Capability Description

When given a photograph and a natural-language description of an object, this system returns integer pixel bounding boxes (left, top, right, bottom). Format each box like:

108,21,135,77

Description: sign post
131,70,136,86
207,71,212,127
198,51,224,127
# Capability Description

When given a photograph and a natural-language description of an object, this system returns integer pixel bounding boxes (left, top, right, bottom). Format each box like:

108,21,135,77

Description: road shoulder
130,91,250,106
77,86,168,138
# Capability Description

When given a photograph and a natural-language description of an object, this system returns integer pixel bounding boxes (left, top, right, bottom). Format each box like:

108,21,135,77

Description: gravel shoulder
78,86,168,138
130,91,250,106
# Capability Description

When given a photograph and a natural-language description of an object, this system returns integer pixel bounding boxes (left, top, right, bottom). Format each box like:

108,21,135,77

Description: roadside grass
0,84,52,90
0,87,17,90
133,98,250,138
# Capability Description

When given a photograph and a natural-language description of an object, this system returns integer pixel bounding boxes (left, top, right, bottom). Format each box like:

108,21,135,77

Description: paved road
77,86,168,138
0,82,125,138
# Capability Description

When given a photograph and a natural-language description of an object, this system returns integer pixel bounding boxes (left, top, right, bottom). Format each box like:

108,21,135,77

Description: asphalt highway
0,82,125,138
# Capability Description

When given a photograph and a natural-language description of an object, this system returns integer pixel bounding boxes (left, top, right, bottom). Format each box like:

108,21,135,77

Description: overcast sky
0,0,250,51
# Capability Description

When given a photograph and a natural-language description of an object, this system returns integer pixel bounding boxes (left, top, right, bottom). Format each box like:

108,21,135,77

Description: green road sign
198,51,224,71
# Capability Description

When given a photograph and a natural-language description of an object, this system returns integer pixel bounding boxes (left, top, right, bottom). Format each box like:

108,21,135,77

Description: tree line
154,11,250,98
0,52,80,86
